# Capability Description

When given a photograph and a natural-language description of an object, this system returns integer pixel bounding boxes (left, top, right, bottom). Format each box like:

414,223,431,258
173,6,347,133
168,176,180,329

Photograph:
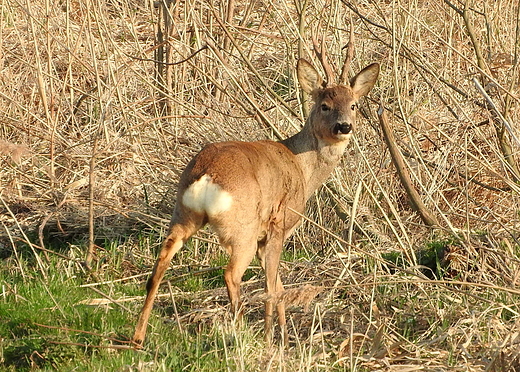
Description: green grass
0,243,252,371
2,232,520,371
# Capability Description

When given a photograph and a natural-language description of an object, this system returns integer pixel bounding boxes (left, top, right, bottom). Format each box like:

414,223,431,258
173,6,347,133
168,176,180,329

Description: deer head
297,58,379,144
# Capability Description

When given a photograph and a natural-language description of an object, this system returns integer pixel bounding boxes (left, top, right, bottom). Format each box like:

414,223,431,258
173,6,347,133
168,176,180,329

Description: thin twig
87,286,136,314
472,78,520,147
124,45,208,66
34,322,136,346
0,195,47,278
80,272,152,288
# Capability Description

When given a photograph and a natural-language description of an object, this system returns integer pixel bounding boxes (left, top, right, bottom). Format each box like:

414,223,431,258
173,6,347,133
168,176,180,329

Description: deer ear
350,63,379,97
297,59,324,94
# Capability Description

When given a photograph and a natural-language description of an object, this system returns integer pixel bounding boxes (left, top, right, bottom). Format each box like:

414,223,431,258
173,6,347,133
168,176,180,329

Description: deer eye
351,104,357,111
321,104,331,112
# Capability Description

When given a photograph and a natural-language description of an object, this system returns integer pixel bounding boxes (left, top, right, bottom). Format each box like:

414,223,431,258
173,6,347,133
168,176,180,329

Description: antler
311,33,335,87
339,20,355,85
311,20,355,87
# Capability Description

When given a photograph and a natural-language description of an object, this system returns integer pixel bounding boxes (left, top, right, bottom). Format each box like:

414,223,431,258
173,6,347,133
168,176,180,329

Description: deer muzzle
333,122,352,135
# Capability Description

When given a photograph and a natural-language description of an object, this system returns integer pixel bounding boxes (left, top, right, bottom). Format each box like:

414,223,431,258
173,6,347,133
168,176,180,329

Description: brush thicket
1,0,519,370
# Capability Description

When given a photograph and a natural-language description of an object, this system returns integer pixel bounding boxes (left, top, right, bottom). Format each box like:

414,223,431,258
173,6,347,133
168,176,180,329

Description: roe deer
132,42,379,347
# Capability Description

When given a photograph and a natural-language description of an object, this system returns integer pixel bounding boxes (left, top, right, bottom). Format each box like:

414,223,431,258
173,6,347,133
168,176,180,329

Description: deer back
177,140,306,244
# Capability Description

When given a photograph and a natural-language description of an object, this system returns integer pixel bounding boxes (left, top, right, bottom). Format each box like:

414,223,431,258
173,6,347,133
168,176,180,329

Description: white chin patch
335,133,352,141
182,174,233,216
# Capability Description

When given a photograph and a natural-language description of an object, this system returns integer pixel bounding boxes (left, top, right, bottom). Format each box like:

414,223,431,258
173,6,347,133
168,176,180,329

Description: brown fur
132,59,379,347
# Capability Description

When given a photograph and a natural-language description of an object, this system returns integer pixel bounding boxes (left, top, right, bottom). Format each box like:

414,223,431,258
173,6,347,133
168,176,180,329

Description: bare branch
377,106,439,227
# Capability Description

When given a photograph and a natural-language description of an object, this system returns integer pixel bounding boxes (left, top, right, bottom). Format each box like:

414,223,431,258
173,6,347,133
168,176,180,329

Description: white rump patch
182,174,233,216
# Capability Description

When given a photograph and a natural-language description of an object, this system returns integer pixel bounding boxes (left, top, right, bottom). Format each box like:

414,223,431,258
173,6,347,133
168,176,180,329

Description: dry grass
1,0,520,370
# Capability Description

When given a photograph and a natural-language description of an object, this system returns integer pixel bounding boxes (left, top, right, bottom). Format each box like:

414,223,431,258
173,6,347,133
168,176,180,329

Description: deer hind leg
275,276,287,345
132,218,201,346
222,236,258,322
257,228,287,345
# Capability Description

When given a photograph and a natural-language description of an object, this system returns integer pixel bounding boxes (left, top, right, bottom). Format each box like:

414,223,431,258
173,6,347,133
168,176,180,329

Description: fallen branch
377,106,439,227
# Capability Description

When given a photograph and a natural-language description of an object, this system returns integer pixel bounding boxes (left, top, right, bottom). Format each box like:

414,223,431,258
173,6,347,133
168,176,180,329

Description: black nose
333,122,352,135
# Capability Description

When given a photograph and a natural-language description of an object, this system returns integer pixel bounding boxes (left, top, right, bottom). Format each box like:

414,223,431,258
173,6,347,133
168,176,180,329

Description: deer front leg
259,228,286,345
223,237,257,322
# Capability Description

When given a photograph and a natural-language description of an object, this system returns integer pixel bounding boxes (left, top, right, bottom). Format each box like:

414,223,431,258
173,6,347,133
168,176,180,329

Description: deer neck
280,120,349,198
